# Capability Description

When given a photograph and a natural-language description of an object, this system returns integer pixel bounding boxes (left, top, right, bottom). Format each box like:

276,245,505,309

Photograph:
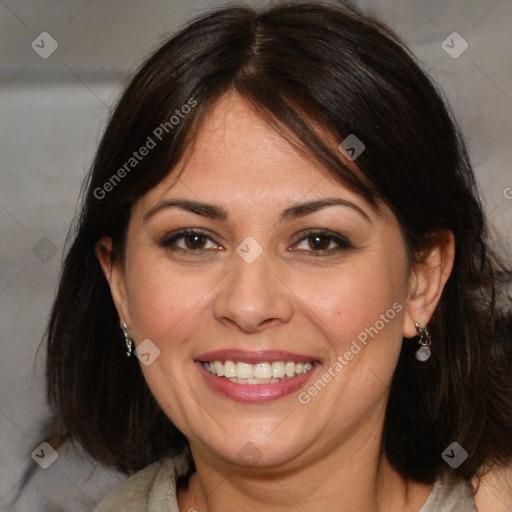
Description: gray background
1,0,511,510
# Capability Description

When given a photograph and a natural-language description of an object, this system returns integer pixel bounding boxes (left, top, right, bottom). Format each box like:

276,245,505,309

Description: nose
213,250,294,333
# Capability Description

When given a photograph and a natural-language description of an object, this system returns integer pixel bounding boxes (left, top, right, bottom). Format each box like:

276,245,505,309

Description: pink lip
195,349,317,364
196,360,321,403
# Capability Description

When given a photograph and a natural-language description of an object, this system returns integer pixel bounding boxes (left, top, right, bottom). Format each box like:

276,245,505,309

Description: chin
205,429,312,470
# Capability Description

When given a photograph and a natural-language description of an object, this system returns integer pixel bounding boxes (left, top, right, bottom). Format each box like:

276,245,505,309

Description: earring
414,322,432,362
123,322,134,357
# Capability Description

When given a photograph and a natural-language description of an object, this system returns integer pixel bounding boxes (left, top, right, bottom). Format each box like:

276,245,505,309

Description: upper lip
195,349,319,364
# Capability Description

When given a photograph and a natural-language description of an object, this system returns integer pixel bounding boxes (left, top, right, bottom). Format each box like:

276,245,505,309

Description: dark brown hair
39,0,512,486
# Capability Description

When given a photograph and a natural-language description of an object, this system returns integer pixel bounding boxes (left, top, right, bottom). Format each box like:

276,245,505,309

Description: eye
159,229,221,252
292,229,353,254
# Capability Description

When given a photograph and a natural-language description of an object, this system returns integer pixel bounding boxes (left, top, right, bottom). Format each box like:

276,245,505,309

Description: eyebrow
143,197,371,223
144,199,228,223
281,198,371,222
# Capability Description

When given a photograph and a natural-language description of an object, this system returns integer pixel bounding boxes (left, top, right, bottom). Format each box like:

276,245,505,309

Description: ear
402,230,455,338
95,236,131,328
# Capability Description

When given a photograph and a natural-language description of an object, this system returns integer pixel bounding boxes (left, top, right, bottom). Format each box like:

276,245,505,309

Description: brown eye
184,233,209,250
159,229,220,252
292,229,353,254
307,235,332,251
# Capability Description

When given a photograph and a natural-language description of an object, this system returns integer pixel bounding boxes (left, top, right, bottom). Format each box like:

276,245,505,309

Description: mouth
195,350,321,402
201,359,316,384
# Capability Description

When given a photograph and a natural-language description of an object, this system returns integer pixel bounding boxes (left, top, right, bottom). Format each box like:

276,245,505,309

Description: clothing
92,457,180,512
7,442,127,512
419,474,478,511
92,456,478,512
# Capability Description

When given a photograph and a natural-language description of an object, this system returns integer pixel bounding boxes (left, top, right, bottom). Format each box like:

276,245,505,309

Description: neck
178,425,432,512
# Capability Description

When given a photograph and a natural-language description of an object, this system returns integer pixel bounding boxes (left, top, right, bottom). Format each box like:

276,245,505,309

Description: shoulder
419,472,477,512
92,457,179,512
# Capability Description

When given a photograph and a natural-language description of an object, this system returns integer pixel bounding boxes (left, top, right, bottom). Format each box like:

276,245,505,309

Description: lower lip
196,362,320,402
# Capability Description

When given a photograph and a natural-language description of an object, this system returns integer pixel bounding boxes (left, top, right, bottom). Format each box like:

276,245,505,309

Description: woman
37,1,511,511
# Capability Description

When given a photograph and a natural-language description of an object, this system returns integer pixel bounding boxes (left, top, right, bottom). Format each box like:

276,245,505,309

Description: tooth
206,360,314,380
285,362,295,377
236,362,253,379
295,362,306,375
224,360,236,378
214,361,224,377
228,376,289,384
253,362,271,379
271,362,286,378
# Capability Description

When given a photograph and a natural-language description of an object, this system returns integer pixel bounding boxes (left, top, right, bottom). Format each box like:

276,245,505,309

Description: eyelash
159,228,353,255
293,229,353,254
159,229,220,253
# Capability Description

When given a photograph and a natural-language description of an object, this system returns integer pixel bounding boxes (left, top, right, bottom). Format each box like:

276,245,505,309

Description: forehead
137,93,372,211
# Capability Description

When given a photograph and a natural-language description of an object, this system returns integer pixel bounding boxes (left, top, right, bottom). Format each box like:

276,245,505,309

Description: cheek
122,253,216,420
125,253,214,344
295,251,408,356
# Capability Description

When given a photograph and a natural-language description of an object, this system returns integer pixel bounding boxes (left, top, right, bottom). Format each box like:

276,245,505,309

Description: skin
473,466,512,511
97,92,455,512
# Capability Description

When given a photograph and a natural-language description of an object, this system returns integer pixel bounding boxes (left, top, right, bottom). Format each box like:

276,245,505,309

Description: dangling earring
123,322,134,357
414,322,432,362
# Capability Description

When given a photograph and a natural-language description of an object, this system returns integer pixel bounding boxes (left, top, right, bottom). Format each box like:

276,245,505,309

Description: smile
196,350,321,401
202,360,316,384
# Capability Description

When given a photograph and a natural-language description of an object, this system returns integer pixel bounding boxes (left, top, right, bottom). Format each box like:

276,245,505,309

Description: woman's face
103,93,425,470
